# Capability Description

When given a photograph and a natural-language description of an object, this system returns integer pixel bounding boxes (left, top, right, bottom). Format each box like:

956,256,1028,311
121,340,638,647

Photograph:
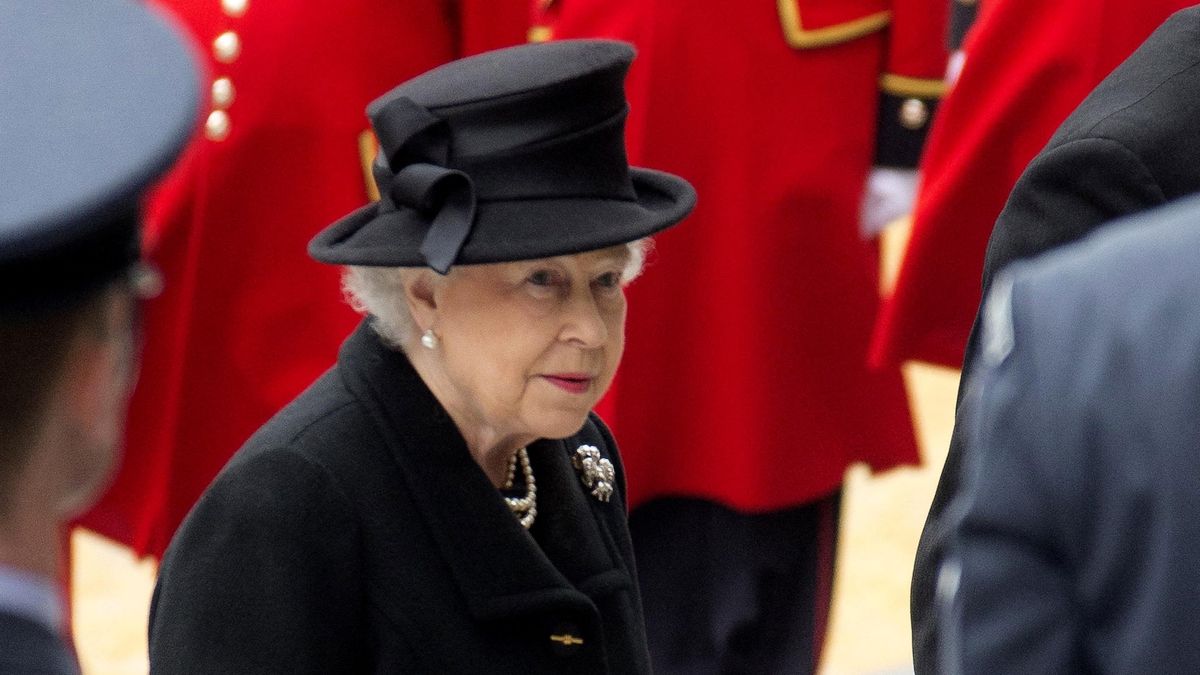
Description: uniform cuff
874,77,945,168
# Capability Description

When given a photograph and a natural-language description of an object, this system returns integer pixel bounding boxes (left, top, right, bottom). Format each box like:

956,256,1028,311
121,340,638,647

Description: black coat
0,611,78,675
942,195,1200,672
910,7,1200,671
149,322,650,674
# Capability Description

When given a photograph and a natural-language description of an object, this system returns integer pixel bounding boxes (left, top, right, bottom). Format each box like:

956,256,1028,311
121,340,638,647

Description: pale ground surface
72,220,962,674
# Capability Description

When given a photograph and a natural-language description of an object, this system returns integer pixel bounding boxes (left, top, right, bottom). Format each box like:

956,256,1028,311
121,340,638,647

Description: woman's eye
594,271,622,289
527,270,558,287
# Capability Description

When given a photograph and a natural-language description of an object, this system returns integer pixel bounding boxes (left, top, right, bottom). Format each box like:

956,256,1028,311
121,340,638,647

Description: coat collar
336,321,634,622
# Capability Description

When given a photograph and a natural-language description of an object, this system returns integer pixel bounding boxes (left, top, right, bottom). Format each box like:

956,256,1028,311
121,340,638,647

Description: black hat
309,40,696,274
0,0,200,311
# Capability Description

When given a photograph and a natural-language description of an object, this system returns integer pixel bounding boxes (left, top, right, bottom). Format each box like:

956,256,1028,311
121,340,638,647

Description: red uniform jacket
80,0,527,556
540,0,947,511
871,0,1195,369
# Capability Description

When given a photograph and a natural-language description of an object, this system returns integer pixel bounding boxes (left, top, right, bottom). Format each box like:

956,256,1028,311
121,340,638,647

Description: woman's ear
401,269,440,332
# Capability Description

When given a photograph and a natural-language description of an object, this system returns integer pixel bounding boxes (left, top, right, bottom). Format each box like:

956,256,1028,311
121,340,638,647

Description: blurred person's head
0,280,141,521
0,0,199,573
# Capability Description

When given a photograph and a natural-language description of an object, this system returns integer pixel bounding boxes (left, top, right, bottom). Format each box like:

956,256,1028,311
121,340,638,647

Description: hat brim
309,168,695,267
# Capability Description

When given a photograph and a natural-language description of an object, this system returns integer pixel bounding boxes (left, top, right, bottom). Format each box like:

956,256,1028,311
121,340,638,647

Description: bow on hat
371,97,475,275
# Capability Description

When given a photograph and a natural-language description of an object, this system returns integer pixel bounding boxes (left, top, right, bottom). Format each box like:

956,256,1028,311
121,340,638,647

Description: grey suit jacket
941,195,1200,672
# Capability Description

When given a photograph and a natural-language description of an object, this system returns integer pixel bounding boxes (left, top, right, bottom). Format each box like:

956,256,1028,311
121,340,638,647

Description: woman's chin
529,409,594,440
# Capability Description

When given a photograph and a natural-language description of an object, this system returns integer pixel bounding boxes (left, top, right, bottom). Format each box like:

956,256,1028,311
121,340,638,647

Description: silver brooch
572,445,615,503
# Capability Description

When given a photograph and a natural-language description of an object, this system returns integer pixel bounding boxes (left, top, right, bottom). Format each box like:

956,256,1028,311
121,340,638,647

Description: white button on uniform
221,0,249,18
211,77,235,109
899,98,929,130
213,31,241,64
205,110,231,141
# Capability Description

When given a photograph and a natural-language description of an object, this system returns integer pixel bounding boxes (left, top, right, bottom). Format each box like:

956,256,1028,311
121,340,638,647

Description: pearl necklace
503,447,536,529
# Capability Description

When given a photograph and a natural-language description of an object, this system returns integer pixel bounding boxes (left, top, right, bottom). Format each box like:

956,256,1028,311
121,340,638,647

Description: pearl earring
420,329,439,350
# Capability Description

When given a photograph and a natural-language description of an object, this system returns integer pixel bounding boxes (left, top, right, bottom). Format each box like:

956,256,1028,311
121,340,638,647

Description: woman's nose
560,292,608,348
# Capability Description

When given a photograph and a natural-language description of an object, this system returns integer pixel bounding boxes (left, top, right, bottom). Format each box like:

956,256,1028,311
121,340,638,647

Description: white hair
341,239,651,350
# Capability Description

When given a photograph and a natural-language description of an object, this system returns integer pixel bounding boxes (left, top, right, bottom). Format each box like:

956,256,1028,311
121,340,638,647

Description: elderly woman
147,40,694,674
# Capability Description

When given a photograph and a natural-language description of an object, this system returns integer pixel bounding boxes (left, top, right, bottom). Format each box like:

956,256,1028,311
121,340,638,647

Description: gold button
550,633,584,647
211,77,235,109
205,110,231,141
899,98,929,130
213,31,241,64
221,0,249,17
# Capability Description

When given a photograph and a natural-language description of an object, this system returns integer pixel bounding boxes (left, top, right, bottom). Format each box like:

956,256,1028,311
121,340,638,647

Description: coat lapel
336,322,633,623
529,438,634,599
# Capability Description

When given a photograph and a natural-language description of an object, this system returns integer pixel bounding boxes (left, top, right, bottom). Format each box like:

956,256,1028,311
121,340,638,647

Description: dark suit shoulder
985,136,1165,290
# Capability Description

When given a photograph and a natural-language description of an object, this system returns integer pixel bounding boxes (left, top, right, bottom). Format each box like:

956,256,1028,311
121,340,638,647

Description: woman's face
424,246,630,442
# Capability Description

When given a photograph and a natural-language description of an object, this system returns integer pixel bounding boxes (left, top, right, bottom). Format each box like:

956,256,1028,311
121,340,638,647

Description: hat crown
371,40,633,111
309,40,695,271
370,40,634,164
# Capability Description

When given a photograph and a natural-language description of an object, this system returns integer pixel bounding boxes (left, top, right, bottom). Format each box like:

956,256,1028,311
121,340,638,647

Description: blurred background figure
0,0,198,672
941,194,1200,673
78,0,529,559
536,1,948,672
886,2,1200,669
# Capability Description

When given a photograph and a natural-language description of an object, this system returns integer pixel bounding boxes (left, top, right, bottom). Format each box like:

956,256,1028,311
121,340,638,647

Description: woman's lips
542,374,593,394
